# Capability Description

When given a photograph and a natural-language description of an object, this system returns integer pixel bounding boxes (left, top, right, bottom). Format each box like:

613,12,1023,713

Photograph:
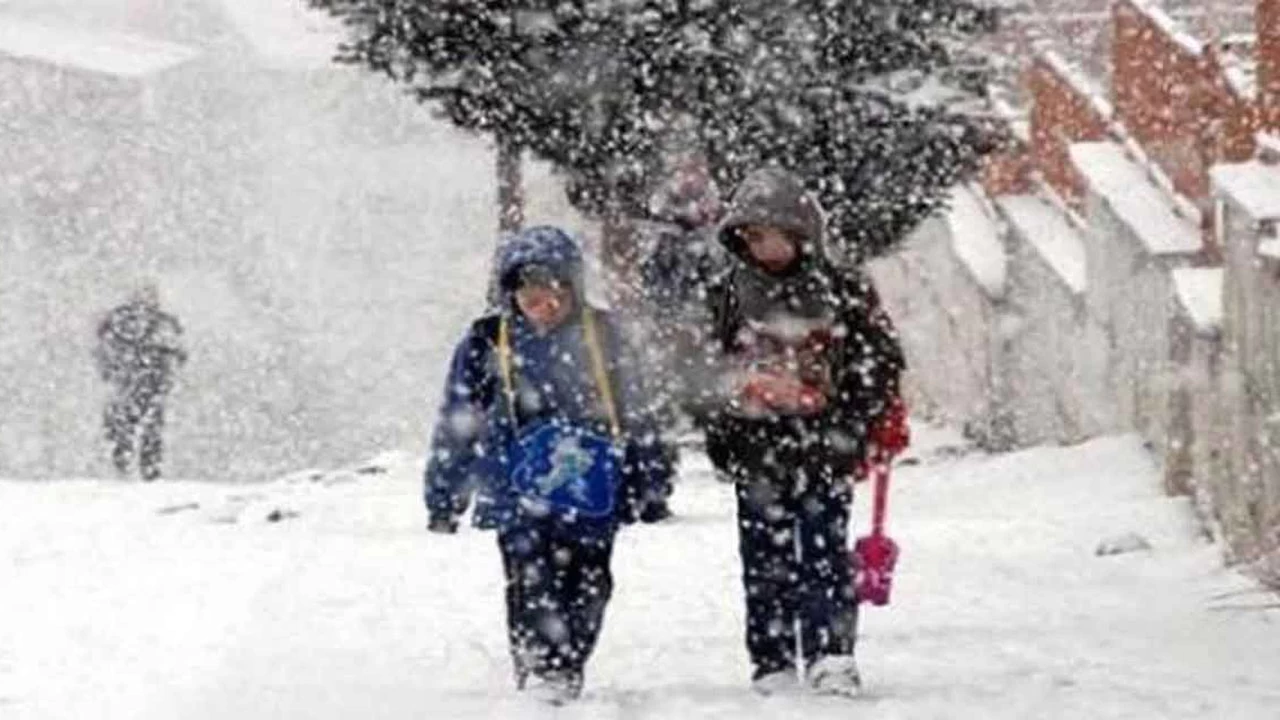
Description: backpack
496,308,625,520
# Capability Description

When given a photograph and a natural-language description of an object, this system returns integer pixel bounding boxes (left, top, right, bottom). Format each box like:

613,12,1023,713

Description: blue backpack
497,309,624,520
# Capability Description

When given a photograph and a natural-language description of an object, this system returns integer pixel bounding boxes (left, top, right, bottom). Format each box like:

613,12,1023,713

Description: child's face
741,225,799,272
515,282,574,330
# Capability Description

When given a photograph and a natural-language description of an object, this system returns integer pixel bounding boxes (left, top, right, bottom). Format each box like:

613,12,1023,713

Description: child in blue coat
424,226,671,704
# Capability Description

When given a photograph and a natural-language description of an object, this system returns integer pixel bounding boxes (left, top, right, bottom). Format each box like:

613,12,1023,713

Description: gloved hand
427,515,459,535
740,371,828,415
870,395,910,459
855,396,909,483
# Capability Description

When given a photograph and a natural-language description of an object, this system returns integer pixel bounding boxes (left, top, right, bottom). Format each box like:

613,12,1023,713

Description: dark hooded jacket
702,168,905,476
424,226,670,533
620,166,730,421
95,297,187,397
635,157,727,327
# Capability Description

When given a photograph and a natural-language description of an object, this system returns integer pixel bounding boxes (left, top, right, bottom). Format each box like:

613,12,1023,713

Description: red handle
869,459,891,537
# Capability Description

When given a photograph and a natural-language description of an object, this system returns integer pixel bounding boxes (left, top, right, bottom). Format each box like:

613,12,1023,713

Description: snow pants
728,456,858,679
497,520,616,685
104,389,166,481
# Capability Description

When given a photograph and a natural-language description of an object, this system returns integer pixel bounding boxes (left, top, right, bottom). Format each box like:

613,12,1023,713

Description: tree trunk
598,208,639,308
497,133,524,234
488,133,525,308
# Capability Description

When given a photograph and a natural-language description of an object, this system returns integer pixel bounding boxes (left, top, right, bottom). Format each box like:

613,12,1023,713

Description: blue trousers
498,519,616,683
732,462,858,679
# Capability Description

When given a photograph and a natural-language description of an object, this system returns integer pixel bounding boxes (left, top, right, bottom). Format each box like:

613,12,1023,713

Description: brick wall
1212,172,1280,584
975,1,1279,224
1261,0,1280,127
1026,55,1112,206
909,2,1280,590
981,143,1033,196
985,1,1272,252
1110,0,1258,203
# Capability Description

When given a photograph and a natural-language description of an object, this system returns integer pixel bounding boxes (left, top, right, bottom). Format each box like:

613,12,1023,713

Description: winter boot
525,670,582,705
513,664,529,691
110,442,131,475
640,500,673,524
750,668,801,696
808,655,862,698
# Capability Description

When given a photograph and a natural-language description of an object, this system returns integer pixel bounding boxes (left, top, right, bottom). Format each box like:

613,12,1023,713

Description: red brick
1027,56,1111,207
981,145,1033,196
1261,0,1280,114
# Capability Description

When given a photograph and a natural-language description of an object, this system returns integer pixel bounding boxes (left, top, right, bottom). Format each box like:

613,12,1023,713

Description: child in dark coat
702,168,907,697
424,226,671,704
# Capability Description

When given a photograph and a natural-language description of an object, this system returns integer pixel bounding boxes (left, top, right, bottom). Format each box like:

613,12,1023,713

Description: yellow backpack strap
496,316,518,426
581,307,622,440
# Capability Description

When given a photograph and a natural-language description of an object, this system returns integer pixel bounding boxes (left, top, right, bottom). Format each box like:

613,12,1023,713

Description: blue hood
495,226,585,304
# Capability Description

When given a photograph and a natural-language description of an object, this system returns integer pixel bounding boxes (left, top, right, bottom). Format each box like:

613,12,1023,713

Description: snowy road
4,430,1280,719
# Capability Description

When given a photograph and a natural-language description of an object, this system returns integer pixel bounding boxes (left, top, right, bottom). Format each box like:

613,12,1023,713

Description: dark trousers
730,460,858,679
104,391,166,481
497,521,616,684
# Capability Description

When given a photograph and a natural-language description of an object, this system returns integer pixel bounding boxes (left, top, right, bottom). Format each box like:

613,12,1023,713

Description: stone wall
1207,162,1280,580
873,156,1279,589
871,0,1280,589
996,194,1111,446
869,189,1011,447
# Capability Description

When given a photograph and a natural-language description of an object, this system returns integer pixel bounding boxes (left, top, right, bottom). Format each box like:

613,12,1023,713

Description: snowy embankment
3,428,1280,719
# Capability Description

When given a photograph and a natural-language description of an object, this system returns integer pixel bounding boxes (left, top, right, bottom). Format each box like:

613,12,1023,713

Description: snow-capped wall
874,156,1279,583
1072,141,1202,451
997,194,1114,445
1207,163,1280,576
872,145,1217,455
877,2,1279,585
868,202,1010,448
1165,267,1224,506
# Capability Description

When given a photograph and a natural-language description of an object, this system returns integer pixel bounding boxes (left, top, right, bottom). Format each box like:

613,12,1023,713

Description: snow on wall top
217,0,344,70
946,184,1007,298
1219,41,1257,99
1040,48,1114,122
1128,0,1205,57
1171,267,1224,335
1211,161,1280,222
1258,133,1280,161
1069,141,1202,256
0,16,199,77
1258,239,1280,262
996,194,1087,295
991,95,1031,144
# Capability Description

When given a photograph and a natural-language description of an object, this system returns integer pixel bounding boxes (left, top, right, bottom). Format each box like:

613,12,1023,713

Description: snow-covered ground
4,428,1279,719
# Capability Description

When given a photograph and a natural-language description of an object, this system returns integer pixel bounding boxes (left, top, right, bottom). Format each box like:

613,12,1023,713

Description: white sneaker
808,655,863,698
751,668,802,696
524,672,582,706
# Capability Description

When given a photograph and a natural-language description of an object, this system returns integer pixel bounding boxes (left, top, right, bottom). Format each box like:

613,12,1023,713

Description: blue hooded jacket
424,226,671,533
